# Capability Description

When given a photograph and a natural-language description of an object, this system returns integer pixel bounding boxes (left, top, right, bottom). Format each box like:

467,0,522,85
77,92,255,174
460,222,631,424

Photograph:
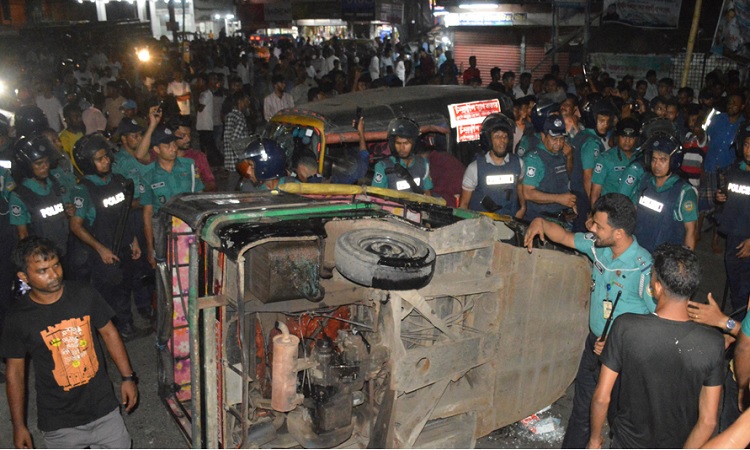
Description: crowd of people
0,30,749,448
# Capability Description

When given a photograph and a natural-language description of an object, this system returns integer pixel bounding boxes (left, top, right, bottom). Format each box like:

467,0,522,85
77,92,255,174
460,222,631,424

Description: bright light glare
0,80,6,95
137,48,151,62
226,14,235,20
441,36,450,44
458,3,499,9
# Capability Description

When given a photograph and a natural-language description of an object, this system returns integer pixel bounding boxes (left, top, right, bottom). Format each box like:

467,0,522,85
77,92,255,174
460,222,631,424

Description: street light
136,48,151,62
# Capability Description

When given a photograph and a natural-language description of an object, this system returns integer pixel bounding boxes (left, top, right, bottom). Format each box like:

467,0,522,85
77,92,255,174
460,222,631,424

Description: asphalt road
0,226,728,448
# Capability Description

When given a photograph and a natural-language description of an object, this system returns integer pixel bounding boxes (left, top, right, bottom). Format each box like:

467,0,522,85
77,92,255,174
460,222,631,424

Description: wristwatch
122,372,138,383
725,318,737,333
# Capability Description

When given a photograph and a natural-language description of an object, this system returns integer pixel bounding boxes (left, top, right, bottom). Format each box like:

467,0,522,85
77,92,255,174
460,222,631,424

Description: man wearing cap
590,118,641,207
141,125,204,268
113,111,161,321
120,99,146,129
521,115,576,222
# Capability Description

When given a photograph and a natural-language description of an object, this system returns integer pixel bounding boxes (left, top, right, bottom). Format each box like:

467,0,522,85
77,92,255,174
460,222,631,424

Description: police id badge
603,299,613,319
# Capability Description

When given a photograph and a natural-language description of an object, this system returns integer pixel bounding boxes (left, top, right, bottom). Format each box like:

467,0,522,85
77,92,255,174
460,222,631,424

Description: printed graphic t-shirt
0,281,118,431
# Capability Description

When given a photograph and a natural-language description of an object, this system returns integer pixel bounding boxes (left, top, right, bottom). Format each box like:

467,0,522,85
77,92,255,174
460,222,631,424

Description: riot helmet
583,98,618,136
73,133,115,176
14,105,49,138
480,113,515,154
530,98,560,133
387,117,420,156
642,132,684,175
640,116,678,141
13,134,56,179
237,138,287,182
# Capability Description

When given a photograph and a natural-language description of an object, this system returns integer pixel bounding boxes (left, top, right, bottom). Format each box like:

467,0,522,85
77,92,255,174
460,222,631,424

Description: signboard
378,2,403,24
444,12,514,27
448,99,501,143
712,0,750,62
601,0,682,29
265,3,291,21
589,53,673,81
341,0,375,21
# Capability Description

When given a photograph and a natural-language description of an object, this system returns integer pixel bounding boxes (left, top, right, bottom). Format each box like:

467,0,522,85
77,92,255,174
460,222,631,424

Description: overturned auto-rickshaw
154,184,591,449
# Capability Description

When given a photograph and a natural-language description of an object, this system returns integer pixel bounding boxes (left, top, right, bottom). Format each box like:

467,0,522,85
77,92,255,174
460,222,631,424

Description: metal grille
670,53,740,93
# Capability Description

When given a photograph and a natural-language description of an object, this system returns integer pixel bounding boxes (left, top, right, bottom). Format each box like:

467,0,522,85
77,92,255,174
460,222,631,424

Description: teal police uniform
112,147,148,187
372,155,434,192
573,232,655,336
616,161,646,203
140,157,204,213
592,147,639,196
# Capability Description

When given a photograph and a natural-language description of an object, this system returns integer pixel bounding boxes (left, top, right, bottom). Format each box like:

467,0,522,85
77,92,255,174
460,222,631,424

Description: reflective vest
525,147,570,221
718,164,750,238
468,153,521,215
633,174,688,253
13,178,69,255
382,156,428,192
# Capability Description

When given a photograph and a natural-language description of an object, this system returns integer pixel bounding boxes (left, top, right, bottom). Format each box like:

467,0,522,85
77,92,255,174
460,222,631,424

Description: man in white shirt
168,70,192,117
35,79,64,132
195,73,220,167
368,53,380,80
263,75,294,122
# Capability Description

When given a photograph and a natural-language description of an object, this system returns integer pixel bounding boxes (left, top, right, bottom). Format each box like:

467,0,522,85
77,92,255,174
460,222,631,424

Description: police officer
9,135,70,256
141,125,204,268
524,193,654,448
569,99,608,231
632,133,698,252
70,134,143,340
459,113,525,217
581,97,618,151
716,124,750,317
515,97,559,158
371,117,433,195
236,138,295,191
113,116,157,320
590,117,641,207
521,115,576,223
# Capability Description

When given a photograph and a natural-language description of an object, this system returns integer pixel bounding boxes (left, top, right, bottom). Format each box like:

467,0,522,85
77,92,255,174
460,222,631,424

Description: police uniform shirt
73,174,140,226
592,146,639,195
515,132,540,159
574,232,655,337
616,162,646,203
577,128,604,173
112,147,148,187
521,141,563,189
372,155,434,192
639,174,699,223
9,178,71,226
140,157,204,213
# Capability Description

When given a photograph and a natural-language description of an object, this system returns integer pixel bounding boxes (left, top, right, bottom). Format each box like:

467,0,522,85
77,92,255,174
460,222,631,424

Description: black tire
334,228,436,290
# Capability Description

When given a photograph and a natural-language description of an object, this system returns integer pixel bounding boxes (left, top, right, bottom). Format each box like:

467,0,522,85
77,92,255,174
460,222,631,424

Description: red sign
448,99,501,127
456,123,483,143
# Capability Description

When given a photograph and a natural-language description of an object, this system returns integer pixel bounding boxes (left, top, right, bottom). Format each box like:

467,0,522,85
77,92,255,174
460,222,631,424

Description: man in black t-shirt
588,244,724,449
0,237,138,448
